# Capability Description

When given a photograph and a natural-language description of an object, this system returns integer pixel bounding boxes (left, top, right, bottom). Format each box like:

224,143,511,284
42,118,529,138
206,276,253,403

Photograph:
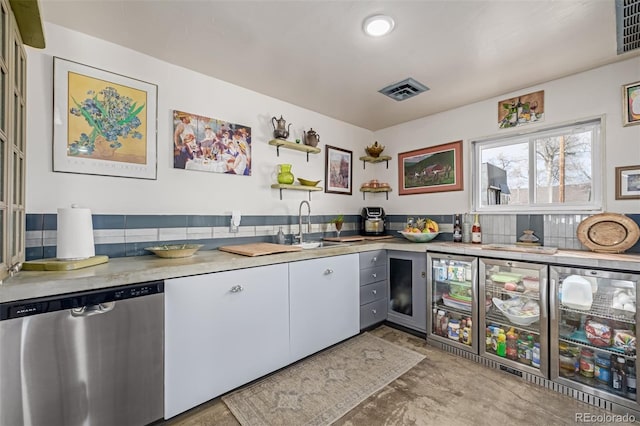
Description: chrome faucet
296,200,311,243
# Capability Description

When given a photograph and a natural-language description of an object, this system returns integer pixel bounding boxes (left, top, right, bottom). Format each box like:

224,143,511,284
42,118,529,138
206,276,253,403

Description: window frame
471,115,604,214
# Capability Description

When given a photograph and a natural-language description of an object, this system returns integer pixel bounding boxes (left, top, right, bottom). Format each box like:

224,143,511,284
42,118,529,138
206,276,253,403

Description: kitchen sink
293,241,352,249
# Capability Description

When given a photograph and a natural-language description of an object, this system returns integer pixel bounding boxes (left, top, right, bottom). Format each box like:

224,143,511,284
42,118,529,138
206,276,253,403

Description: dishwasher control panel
1,280,164,320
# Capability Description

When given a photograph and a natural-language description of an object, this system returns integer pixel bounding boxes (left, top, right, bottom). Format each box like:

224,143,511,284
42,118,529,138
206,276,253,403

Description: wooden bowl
365,143,385,157
145,244,203,258
298,178,321,187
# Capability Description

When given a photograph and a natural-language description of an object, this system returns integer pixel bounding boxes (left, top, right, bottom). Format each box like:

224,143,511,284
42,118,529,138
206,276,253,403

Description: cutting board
362,235,395,240
218,242,303,257
22,255,109,271
323,235,365,242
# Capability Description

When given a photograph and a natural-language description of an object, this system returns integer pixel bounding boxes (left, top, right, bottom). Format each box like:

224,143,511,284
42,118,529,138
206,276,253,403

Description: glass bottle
611,356,627,395
453,214,462,243
471,214,482,244
275,226,285,245
627,359,636,396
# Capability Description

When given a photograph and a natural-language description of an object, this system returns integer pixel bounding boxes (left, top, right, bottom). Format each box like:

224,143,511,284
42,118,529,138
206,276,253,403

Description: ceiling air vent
616,0,640,54
378,78,429,101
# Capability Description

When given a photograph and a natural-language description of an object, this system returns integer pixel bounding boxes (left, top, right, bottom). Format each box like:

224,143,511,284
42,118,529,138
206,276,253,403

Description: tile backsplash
25,212,640,260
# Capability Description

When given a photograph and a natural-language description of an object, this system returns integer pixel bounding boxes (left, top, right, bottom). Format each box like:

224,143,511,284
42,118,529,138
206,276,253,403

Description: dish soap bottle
471,214,482,244
275,226,286,245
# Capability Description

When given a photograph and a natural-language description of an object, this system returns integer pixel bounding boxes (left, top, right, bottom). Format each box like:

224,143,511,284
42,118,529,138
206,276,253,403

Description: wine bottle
453,214,462,243
471,214,482,244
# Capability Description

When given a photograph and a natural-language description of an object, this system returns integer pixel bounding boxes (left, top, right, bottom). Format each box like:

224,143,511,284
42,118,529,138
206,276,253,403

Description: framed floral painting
52,57,158,179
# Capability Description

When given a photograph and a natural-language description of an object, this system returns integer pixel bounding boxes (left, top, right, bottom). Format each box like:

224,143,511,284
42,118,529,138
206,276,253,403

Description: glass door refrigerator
479,258,549,377
550,266,639,412
427,252,479,354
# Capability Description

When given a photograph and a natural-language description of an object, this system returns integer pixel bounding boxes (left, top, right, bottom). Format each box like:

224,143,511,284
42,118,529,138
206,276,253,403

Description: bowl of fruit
398,217,440,242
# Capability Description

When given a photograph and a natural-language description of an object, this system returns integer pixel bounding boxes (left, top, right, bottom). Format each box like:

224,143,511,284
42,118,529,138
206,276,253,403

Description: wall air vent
616,0,640,54
378,78,429,101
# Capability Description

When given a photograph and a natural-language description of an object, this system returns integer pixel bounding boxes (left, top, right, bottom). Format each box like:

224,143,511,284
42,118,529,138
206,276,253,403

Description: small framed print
325,145,352,195
623,81,640,127
616,165,640,200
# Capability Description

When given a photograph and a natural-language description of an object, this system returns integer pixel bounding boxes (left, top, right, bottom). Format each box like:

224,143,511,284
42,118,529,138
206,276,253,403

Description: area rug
221,332,426,426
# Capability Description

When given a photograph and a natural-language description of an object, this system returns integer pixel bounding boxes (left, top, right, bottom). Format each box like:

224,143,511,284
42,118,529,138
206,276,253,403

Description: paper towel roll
57,205,95,260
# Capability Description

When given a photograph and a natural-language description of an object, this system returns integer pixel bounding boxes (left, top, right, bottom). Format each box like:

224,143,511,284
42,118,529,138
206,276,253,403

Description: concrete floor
164,324,628,426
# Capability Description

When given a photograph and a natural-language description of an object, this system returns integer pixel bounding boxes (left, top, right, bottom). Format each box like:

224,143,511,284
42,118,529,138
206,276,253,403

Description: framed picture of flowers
52,57,158,179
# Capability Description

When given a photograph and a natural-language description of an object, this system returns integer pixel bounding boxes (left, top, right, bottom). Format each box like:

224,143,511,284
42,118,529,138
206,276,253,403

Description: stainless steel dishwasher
0,280,164,426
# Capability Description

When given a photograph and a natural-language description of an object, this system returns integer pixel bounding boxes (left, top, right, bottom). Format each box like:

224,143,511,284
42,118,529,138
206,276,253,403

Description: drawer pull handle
372,309,377,315
230,285,244,293
372,273,377,278
325,269,334,275
372,257,377,263
372,289,377,295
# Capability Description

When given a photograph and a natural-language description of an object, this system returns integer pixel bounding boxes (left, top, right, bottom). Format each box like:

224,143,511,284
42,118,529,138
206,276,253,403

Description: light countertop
2,238,639,303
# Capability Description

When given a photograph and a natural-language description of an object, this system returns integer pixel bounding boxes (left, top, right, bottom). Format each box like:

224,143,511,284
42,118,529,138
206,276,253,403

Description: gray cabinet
387,250,427,332
359,250,387,329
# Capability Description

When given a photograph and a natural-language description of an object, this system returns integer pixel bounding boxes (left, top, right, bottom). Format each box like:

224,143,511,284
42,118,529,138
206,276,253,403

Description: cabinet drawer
359,265,386,286
360,298,387,329
360,280,386,306
360,250,387,269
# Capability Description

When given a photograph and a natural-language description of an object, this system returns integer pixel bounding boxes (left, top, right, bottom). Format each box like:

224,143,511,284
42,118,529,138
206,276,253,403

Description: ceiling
39,1,639,131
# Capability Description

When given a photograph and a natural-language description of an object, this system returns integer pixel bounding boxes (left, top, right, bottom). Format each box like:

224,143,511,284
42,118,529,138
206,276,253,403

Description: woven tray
576,213,640,253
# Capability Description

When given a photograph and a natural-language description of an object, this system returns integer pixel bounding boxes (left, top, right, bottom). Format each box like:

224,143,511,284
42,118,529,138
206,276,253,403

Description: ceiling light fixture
363,15,395,37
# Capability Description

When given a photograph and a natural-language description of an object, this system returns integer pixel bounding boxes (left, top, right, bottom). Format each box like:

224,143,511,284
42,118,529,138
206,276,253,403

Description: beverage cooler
427,253,479,354
479,258,549,377
550,266,639,411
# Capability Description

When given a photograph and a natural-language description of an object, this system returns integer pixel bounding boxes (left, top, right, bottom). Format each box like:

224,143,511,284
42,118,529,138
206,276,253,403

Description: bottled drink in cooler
496,331,506,357
627,359,636,396
506,328,518,360
611,356,627,395
532,343,540,368
594,352,611,385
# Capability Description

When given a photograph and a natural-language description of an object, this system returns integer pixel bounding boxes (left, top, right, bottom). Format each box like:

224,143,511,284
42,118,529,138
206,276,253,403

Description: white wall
25,23,375,216
26,24,640,217
372,56,640,215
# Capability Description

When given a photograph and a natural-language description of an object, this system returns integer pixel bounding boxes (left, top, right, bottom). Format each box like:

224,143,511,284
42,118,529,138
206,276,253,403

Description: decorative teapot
271,115,292,140
303,128,320,147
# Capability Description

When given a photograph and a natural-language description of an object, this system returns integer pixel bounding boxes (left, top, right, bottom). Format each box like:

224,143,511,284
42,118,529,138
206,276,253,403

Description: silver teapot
303,128,320,147
271,115,292,140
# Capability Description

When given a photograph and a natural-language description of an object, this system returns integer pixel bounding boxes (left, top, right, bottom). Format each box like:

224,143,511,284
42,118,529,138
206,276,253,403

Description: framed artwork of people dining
172,110,252,176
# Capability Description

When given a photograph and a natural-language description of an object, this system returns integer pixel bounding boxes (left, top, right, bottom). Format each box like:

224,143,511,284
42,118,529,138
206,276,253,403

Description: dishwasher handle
71,301,116,317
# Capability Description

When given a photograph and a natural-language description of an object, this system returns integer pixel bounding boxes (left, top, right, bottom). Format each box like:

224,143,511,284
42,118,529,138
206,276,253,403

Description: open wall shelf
269,139,320,161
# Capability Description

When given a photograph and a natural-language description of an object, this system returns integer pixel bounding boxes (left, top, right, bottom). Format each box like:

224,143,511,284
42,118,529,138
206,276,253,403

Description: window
472,117,603,213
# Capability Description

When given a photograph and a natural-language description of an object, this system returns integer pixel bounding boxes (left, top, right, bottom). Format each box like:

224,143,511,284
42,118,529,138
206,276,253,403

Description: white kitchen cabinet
289,253,360,362
164,263,290,419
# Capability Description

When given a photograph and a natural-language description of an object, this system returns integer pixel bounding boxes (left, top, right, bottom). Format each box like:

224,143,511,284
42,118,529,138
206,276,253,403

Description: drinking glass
335,221,343,238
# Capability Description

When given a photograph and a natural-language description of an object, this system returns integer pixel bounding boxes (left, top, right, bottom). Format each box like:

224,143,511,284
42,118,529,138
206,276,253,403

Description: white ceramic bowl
398,230,439,242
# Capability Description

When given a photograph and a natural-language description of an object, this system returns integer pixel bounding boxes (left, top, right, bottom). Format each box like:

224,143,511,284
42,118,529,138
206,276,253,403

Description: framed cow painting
398,140,463,195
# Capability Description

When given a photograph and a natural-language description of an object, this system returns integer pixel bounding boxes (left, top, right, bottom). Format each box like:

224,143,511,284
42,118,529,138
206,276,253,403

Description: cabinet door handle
324,269,334,275
372,289,377,295
372,273,377,278
230,285,244,293
372,309,377,315
372,257,377,263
